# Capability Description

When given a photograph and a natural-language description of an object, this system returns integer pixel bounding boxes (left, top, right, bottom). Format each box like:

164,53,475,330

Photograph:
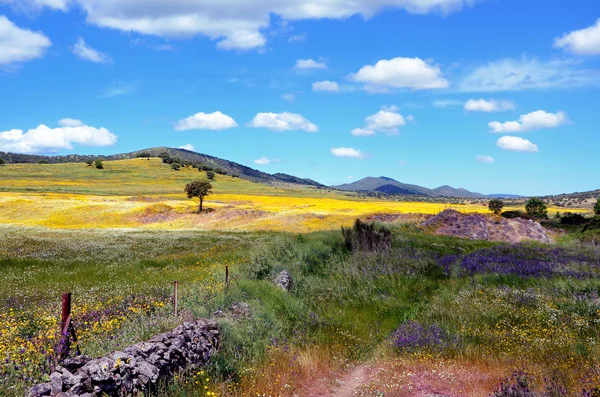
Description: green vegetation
94,159,104,169
0,158,5,165
526,197,548,219
595,198,600,215
206,170,216,180
185,180,213,213
488,198,504,215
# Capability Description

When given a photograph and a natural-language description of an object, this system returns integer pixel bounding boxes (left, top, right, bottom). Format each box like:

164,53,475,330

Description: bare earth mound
421,209,551,243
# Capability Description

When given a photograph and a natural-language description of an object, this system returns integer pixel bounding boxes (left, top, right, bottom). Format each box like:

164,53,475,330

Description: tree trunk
197,198,203,214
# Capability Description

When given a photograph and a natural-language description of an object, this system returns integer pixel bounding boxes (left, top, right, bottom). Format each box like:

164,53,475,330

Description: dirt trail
326,365,368,397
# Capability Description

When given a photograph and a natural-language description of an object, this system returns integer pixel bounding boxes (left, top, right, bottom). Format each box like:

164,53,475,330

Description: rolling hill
0,147,323,187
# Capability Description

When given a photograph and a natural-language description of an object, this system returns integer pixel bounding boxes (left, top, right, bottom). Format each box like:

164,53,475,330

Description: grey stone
26,382,51,397
274,270,293,291
230,302,251,317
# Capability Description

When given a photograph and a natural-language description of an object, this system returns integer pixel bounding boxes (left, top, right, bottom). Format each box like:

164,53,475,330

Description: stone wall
28,319,220,397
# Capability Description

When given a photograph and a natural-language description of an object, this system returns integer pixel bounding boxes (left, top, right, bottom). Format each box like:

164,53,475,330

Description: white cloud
249,112,318,132
464,99,515,112
175,111,238,131
282,93,296,101
71,37,112,63
0,0,69,11
179,144,195,151
489,110,569,133
352,107,407,136
43,0,476,51
0,119,117,154
349,57,449,92
459,57,600,92
476,155,494,163
254,156,271,165
432,99,462,108
312,80,339,92
0,16,51,67
496,136,538,153
288,33,306,43
331,147,367,159
101,80,142,98
216,31,266,50
296,59,327,70
554,19,600,56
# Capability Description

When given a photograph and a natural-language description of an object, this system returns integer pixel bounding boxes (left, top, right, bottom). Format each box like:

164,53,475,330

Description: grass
0,159,589,233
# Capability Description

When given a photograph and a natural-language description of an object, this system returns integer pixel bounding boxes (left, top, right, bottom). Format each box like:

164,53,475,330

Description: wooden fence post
57,292,80,364
226,266,229,285
173,281,179,316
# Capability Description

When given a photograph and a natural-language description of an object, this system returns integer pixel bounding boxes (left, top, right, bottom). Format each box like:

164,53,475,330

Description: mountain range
333,176,523,198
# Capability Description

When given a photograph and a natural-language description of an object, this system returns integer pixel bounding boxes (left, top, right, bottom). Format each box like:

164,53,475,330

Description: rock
230,302,251,318
26,382,51,397
274,271,293,291
27,319,220,397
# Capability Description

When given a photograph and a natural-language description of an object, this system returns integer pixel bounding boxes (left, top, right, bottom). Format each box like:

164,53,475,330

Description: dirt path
326,365,368,397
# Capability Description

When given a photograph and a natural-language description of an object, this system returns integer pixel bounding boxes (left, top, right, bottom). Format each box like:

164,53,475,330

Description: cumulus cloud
0,16,51,67
0,119,117,154
488,110,569,133
331,147,367,159
349,57,449,92
254,156,270,165
0,0,70,11
464,99,515,112
312,81,339,92
179,144,195,151
174,111,238,131
352,107,407,136
476,155,494,163
496,136,538,153
554,19,600,55
296,59,327,70
71,37,112,63
26,0,476,50
248,112,318,132
459,57,600,92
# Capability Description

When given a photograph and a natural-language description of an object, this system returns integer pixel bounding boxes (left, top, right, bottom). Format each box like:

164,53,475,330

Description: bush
342,219,391,253
206,170,215,180
171,163,181,171
525,197,548,219
85,160,93,166
501,210,533,220
560,212,588,225
0,158,5,165
136,152,151,158
94,159,104,169
594,199,600,216
37,160,48,164
488,199,504,215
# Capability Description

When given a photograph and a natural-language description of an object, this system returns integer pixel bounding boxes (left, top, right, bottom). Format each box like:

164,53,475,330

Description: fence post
226,266,229,285
173,281,179,316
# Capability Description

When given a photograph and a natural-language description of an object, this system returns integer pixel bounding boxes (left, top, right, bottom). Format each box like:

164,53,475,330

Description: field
0,159,598,396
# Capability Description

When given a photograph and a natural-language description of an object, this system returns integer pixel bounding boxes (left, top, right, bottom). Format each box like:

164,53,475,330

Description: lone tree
95,159,104,169
206,170,215,180
0,158,5,165
595,198,600,216
525,197,548,219
488,199,504,215
185,180,213,213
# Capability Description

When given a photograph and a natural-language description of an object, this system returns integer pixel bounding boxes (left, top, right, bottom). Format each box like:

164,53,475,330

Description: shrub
85,160,93,166
171,163,181,171
595,199,600,216
341,219,391,253
501,210,533,220
560,212,588,225
246,253,274,280
136,152,151,158
0,158,5,165
37,160,48,164
94,159,104,169
206,171,215,180
488,199,504,215
525,197,548,219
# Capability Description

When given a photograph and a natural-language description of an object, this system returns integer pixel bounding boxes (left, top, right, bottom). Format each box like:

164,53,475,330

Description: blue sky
1,0,599,195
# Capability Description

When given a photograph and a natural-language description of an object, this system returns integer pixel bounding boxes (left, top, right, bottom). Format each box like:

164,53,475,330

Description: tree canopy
488,199,504,215
185,180,213,213
594,198,600,216
525,197,548,219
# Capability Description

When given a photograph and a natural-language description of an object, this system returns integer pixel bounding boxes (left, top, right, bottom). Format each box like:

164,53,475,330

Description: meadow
0,158,598,396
